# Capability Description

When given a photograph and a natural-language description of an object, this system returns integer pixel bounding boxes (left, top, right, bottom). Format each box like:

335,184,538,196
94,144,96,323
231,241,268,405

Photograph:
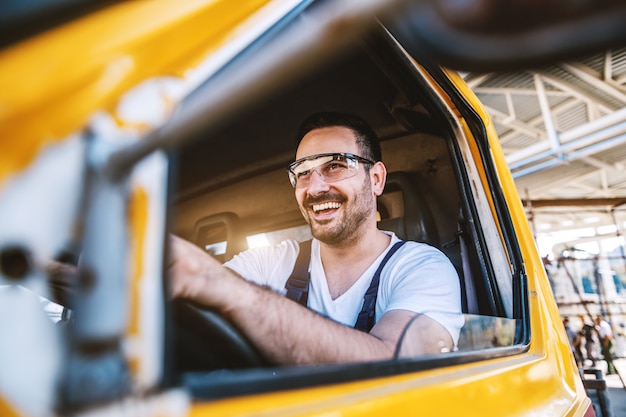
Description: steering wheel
171,299,267,372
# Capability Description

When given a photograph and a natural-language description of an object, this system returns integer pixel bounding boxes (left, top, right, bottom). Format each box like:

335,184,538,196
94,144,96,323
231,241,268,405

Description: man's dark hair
295,112,382,162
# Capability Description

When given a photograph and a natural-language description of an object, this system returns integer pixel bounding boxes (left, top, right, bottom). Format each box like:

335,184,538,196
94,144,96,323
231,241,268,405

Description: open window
167,11,528,399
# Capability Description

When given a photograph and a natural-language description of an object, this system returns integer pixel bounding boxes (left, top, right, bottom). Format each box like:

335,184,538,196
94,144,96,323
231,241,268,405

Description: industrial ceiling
464,48,626,243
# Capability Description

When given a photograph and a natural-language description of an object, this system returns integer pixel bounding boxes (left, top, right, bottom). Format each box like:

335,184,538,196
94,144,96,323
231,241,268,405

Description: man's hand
167,235,239,306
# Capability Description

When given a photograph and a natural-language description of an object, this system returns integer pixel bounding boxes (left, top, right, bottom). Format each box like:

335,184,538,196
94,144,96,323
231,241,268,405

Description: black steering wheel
171,299,267,372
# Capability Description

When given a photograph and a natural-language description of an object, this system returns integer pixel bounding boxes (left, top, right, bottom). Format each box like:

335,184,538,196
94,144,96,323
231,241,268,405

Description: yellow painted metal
0,399,20,417
126,185,149,377
0,0,271,184
189,355,585,416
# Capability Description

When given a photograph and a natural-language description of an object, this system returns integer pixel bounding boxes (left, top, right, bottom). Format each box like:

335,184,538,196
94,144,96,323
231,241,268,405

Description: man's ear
371,161,387,196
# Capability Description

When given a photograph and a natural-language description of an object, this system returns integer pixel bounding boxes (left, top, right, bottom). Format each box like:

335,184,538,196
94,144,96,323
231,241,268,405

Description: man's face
294,126,380,245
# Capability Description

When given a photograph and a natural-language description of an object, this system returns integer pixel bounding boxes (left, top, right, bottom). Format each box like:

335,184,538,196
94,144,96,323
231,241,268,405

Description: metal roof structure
464,48,626,246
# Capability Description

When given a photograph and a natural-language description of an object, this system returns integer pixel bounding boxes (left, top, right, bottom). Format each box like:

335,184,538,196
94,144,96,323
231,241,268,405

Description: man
595,315,617,375
563,317,582,367
168,112,463,365
578,314,597,367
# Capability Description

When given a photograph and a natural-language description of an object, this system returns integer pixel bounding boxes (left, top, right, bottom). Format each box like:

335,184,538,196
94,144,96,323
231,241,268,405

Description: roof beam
535,70,617,112
579,156,625,173
522,197,626,208
511,132,626,178
507,106,626,167
560,62,626,104
483,105,546,138
534,74,562,157
464,73,493,89
473,87,569,96
498,97,580,144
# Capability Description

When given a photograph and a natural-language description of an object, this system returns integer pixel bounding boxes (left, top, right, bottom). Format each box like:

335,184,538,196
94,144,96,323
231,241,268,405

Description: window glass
246,225,312,249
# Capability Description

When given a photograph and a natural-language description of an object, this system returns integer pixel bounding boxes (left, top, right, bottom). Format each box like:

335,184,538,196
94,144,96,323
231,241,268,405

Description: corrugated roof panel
594,144,626,168
475,93,508,114
500,131,539,150
510,94,542,122
579,52,605,74
610,48,626,78
555,102,589,131
480,71,535,89
543,65,625,109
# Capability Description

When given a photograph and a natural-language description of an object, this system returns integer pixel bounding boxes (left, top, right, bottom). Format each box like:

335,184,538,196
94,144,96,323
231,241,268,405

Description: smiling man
168,112,463,365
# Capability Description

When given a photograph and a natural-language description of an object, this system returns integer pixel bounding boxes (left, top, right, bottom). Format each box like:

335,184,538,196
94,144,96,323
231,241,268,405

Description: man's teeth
313,202,341,212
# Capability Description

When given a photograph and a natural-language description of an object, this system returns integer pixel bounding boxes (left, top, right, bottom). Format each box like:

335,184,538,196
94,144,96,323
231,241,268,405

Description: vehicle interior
166,23,526,397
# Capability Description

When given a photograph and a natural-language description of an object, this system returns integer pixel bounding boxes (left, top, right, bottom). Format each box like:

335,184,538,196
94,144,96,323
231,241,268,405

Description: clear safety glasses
287,153,375,188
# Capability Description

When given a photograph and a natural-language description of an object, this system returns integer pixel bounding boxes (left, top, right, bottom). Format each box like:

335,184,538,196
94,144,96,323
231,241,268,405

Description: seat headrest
192,212,248,261
378,171,439,246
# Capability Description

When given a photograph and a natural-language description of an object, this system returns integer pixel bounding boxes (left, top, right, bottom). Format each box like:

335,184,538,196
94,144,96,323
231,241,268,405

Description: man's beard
304,178,374,245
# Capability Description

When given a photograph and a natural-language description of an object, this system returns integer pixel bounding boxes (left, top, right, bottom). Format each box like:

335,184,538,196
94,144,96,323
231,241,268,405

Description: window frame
165,15,531,400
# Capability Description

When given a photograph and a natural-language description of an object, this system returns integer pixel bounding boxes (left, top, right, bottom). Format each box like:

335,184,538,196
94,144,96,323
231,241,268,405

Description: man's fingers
166,234,215,300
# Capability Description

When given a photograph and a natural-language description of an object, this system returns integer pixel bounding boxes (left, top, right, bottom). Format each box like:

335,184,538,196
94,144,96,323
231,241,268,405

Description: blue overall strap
284,240,312,306
353,241,406,332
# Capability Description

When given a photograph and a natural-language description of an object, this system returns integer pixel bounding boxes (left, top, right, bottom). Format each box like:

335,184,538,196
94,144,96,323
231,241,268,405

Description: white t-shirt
597,320,613,340
225,232,463,343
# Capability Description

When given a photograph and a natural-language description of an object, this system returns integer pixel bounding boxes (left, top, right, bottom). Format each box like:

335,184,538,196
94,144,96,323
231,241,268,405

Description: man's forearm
217,275,395,364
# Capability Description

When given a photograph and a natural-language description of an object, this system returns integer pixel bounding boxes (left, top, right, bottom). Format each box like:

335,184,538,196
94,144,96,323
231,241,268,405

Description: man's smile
312,201,341,213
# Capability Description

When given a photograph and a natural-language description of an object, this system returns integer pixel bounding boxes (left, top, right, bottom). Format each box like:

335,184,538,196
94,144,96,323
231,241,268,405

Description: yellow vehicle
1,1,608,416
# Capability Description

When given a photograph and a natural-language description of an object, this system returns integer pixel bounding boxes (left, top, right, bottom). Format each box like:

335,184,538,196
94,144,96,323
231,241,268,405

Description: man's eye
296,170,310,178
327,162,346,171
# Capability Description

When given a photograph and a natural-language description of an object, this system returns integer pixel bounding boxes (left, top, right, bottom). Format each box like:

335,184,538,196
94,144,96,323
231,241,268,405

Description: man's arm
168,235,453,365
